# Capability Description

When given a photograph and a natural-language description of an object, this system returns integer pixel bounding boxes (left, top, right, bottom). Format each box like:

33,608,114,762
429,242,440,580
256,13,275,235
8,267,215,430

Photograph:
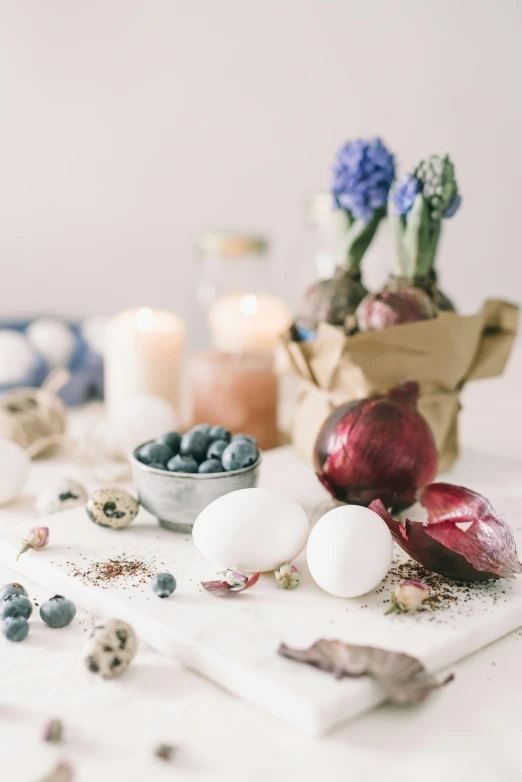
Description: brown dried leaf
278,639,453,705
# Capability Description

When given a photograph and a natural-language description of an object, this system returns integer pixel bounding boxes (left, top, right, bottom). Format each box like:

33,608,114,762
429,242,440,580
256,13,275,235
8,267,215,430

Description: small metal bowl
130,444,262,533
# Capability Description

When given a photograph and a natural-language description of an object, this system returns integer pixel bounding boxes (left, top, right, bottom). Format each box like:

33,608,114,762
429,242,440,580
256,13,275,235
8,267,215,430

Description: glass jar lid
195,231,267,259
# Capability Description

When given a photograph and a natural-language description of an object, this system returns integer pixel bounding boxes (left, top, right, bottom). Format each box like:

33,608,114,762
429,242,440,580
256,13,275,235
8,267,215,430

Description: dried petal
154,743,176,761
38,760,74,782
278,639,452,704
370,483,522,581
201,571,260,597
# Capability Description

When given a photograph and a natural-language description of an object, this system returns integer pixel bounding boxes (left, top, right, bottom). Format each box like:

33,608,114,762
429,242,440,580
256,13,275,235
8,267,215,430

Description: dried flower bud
275,562,300,590
42,718,63,743
154,743,176,761
223,568,249,589
17,526,49,560
386,579,429,614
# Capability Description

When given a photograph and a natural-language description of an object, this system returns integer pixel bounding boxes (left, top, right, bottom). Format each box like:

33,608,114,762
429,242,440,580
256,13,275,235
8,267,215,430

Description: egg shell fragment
193,488,310,572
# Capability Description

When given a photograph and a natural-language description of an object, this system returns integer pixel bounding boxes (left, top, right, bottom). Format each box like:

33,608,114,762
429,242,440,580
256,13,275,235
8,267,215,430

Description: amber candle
190,351,278,450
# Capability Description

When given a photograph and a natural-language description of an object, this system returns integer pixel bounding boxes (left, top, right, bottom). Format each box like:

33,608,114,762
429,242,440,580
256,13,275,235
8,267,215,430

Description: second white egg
307,505,393,598
193,488,310,572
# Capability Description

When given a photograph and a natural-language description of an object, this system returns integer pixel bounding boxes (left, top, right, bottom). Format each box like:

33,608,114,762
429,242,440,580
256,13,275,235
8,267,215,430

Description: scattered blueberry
222,440,258,471
207,440,228,460
151,572,177,598
180,429,211,462
198,459,223,474
1,593,33,620
0,582,28,601
2,616,29,642
166,454,199,473
232,434,257,447
137,442,174,466
208,426,231,443
40,595,76,628
155,431,182,453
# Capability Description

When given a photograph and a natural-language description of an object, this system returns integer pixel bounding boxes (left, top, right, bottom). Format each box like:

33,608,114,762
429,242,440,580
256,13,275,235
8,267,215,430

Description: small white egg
0,330,35,384
0,438,31,505
193,488,310,572
26,317,76,367
111,393,177,456
307,505,393,598
81,314,108,355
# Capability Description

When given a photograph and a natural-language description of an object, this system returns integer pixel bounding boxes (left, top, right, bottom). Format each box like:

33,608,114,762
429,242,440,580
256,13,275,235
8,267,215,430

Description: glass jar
304,193,348,284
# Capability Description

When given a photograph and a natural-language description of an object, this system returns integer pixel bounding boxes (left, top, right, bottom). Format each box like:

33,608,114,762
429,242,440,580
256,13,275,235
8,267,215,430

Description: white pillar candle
207,293,291,353
104,307,185,418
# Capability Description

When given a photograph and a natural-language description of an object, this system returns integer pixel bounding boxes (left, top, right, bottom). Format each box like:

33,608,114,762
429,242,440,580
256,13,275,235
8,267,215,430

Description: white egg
81,314,108,355
0,330,35,384
307,505,393,598
26,317,76,367
193,488,310,572
111,393,177,456
0,438,31,505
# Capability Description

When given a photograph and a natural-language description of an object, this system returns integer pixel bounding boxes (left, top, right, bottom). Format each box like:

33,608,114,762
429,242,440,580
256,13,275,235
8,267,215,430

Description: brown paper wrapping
276,299,519,472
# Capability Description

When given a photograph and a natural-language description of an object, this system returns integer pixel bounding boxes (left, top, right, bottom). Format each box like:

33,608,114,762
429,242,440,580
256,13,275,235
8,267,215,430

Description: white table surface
1,348,521,782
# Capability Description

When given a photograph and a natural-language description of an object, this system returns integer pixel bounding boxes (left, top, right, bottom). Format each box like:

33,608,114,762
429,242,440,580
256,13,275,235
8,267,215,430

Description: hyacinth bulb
297,267,368,330
356,287,437,332
387,272,456,313
314,380,438,511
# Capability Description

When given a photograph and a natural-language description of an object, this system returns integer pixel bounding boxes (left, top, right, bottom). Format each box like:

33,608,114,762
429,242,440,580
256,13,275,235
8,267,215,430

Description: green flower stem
340,207,385,271
393,194,442,278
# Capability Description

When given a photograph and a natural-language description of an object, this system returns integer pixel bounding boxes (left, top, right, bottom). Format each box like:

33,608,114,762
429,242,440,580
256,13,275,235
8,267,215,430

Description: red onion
356,287,437,332
370,484,522,581
314,380,438,511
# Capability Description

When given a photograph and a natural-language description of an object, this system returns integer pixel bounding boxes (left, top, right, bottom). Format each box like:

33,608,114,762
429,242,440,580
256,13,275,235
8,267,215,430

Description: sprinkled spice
66,556,158,589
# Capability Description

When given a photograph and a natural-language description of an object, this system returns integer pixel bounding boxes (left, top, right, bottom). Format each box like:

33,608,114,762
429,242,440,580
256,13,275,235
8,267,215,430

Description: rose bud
386,579,429,614
275,562,300,590
223,568,249,589
42,718,63,743
16,526,49,560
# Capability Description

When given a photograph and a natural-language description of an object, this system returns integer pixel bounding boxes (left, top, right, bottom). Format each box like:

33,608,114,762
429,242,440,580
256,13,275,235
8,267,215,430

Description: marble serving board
1,447,522,734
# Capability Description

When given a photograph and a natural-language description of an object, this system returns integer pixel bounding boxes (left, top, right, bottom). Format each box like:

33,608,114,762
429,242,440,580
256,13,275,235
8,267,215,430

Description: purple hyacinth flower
391,174,421,217
331,138,395,223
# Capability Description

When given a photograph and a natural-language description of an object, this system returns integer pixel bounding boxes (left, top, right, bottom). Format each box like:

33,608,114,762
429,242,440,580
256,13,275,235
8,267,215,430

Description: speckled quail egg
83,618,137,679
35,478,88,516
86,487,138,529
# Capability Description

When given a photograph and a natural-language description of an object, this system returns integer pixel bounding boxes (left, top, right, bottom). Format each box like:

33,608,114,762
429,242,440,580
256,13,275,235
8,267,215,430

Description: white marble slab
1,447,521,734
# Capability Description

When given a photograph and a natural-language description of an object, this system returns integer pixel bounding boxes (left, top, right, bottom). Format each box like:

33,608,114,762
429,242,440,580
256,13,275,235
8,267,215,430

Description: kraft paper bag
276,299,519,472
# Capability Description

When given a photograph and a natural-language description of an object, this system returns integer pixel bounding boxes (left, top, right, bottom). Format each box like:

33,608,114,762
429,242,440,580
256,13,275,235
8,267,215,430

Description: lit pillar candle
104,307,185,418
208,293,291,353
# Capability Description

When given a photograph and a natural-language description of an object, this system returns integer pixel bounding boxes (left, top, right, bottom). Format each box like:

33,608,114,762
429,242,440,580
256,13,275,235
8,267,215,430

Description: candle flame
239,294,259,316
136,307,156,330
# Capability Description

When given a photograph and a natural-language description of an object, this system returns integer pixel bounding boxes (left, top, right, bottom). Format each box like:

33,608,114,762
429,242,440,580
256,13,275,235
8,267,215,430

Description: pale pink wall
1,0,521,345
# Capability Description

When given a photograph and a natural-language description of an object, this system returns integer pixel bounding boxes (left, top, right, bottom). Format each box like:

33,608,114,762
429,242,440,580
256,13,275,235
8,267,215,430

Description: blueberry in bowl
130,425,261,533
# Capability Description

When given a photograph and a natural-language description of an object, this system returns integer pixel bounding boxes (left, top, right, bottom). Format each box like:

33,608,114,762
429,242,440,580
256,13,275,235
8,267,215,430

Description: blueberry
198,459,223,474
1,593,33,620
166,454,199,473
222,440,258,471
208,426,231,444
156,431,182,453
137,442,174,466
0,582,28,601
207,439,228,460
191,424,211,435
151,572,177,598
2,616,29,642
232,433,257,447
148,461,168,470
40,595,76,628
180,430,211,462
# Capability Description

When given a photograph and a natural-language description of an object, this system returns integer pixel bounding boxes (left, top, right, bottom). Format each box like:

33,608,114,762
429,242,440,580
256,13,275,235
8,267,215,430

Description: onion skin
314,380,438,511
356,287,437,332
370,484,522,581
